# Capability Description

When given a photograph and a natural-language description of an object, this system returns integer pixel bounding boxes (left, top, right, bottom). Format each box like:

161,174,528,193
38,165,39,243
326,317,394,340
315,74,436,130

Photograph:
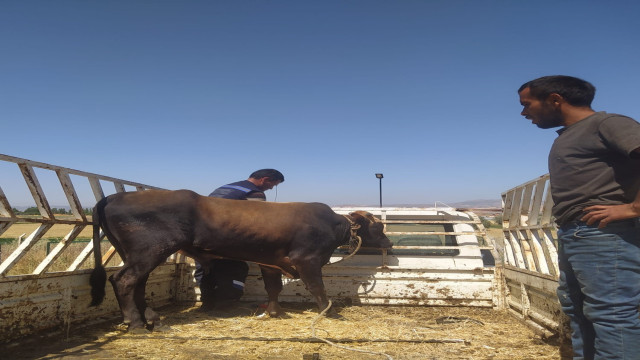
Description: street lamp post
375,173,383,208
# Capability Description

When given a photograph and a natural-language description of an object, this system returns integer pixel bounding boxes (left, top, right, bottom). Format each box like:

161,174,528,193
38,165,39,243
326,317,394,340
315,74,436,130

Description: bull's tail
89,198,107,307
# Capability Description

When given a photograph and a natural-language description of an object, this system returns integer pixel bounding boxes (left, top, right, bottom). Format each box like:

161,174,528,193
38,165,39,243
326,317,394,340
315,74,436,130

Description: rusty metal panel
503,266,564,334
0,264,183,343
242,263,494,307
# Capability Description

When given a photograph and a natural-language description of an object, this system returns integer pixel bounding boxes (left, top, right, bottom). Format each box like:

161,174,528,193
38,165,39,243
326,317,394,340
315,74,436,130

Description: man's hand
581,203,640,228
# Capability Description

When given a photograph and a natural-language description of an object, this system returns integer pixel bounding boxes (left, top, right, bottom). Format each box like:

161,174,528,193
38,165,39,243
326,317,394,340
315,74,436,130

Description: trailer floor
2,302,566,360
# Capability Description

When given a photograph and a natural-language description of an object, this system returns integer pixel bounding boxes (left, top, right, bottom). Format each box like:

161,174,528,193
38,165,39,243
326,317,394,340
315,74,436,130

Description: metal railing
501,173,558,277
501,174,564,337
0,154,163,276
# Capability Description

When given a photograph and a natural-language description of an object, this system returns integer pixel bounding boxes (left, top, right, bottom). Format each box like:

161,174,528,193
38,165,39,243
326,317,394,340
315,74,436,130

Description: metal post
375,173,384,208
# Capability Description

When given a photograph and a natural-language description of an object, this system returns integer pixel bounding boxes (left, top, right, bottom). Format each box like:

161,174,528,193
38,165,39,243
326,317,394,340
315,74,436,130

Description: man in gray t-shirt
518,75,640,359
548,112,640,226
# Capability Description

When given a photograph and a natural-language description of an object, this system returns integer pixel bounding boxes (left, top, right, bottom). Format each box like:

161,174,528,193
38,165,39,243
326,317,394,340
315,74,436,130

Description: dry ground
2,302,564,360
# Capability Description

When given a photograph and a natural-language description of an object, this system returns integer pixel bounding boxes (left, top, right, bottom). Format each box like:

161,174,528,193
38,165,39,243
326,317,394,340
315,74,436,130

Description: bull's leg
109,274,129,323
135,274,161,328
295,261,333,315
259,265,284,317
109,265,146,330
135,277,171,331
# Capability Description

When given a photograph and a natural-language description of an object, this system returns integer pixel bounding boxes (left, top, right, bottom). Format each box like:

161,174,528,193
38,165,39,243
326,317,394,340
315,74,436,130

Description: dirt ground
2,302,565,360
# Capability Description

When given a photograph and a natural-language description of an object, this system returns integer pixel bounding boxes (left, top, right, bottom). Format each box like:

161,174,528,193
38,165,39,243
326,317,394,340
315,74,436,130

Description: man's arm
581,147,640,228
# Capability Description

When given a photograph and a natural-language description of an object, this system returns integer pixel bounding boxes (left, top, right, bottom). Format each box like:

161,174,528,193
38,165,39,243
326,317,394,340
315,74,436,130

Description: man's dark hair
518,75,596,107
250,169,284,182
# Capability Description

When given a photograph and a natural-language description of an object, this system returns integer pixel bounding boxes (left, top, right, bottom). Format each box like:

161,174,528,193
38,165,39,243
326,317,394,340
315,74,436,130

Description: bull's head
349,211,393,249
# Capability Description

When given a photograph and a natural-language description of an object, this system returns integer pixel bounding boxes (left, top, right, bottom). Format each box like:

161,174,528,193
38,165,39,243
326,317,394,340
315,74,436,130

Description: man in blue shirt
195,169,284,311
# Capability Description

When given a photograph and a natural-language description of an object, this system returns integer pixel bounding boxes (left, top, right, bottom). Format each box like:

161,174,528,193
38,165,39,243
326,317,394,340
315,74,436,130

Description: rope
326,215,363,265
326,234,361,265
310,300,394,360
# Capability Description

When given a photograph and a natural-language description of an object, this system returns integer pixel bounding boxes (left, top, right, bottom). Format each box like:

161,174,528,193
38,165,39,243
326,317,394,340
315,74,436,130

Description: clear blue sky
2,1,640,207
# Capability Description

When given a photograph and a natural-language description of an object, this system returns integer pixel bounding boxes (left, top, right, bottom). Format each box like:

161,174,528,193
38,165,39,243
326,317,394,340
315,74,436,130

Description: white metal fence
501,173,558,276
0,154,180,341
0,153,163,276
500,173,565,337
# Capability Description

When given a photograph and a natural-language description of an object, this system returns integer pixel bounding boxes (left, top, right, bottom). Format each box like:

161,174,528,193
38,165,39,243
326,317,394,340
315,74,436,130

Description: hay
4,302,562,360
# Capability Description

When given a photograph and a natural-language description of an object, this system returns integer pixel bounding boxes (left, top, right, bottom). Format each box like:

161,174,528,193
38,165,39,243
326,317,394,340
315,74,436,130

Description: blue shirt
208,180,266,201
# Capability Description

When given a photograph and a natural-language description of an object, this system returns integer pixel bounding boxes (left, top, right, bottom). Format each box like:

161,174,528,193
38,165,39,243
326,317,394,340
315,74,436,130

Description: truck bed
2,302,563,360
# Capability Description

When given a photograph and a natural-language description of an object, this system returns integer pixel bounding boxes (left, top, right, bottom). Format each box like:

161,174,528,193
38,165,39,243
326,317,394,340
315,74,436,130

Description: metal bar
0,185,15,218
509,187,523,228
517,229,537,271
0,154,160,190
386,231,479,236
338,245,477,250
18,164,55,219
0,223,53,276
502,233,516,266
529,230,550,275
528,178,546,226
0,221,13,237
541,180,554,226
0,216,86,225
88,176,105,202
541,228,559,276
56,170,87,222
68,233,105,271
520,182,534,226
33,225,85,274
508,230,527,269
114,182,126,193
383,220,481,224
102,246,118,265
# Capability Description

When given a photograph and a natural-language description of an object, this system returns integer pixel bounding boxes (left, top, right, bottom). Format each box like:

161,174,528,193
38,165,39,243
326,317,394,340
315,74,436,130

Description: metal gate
501,173,565,337
0,154,187,342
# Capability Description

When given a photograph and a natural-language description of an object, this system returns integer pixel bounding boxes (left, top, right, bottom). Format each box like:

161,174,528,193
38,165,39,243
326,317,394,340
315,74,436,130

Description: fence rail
0,154,164,276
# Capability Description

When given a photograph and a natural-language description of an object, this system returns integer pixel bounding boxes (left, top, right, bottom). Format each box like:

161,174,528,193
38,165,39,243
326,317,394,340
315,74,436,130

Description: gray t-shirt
549,111,640,225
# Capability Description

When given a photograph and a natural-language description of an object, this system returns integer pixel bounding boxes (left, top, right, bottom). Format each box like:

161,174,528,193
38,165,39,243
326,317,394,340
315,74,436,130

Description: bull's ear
349,211,366,224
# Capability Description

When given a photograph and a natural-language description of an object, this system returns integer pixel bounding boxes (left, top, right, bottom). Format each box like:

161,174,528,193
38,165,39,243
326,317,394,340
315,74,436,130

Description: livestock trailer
0,154,566,358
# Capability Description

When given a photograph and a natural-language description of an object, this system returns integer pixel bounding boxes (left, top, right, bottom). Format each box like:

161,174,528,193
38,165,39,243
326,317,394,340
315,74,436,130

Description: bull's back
100,190,200,242
194,199,345,254
197,199,339,233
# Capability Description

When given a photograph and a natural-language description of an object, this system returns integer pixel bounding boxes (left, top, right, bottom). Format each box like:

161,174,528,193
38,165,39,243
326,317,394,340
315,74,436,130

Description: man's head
518,75,595,129
249,169,285,191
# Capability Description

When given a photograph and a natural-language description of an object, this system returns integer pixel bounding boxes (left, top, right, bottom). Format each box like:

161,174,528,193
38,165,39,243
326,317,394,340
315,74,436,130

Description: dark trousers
194,259,249,307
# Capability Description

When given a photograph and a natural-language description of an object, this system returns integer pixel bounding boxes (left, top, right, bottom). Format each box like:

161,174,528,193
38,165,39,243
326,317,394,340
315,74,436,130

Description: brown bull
89,189,392,331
